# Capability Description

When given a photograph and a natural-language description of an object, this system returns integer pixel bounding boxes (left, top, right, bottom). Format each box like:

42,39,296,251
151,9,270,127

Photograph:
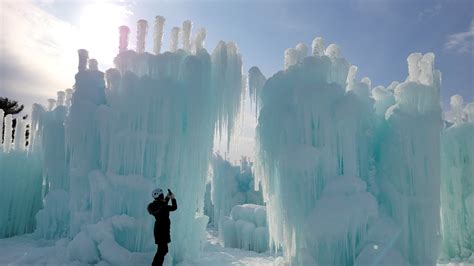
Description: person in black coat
148,188,177,266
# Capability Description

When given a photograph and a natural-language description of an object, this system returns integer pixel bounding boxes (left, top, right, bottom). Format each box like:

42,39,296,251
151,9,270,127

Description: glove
167,189,175,200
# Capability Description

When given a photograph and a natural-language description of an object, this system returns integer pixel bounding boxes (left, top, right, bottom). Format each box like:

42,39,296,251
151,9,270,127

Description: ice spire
0,109,3,147
57,91,65,106
3,114,12,153
192,28,206,53
153,16,165,55
14,119,25,151
65,89,73,108
136,19,148,54
77,49,89,72
295,43,308,63
88,59,98,71
312,37,325,56
248,66,266,117
182,20,192,52
450,94,464,125
47,99,56,111
170,27,180,52
118,25,130,53
284,48,298,70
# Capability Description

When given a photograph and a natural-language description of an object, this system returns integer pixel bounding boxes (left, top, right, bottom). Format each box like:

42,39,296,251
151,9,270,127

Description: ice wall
219,204,268,253
257,38,372,260
256,39,443,265
439,95,474,262
0,113,43,238
38,18,245,264
209,154,263,227
376,53,442,265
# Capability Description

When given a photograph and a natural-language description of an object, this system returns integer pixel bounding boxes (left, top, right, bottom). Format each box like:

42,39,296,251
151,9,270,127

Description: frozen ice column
153,16,165,55
77,49,89,72
378,52,442,265
136,19,148,54
118,25,130,53
181,20,192,52
170,27,180,52
439,95,474,261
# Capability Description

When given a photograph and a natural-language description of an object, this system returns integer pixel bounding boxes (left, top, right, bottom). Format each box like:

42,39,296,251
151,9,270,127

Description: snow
219,204,269,253
0,230,282,265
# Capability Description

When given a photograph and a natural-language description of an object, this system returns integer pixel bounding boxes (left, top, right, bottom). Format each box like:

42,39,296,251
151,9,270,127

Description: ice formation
219,204,268,253
256,36,450,265
0,14,473,266
23,18,243,264
208,155,263,227
153,16,165,55
439,95,474,262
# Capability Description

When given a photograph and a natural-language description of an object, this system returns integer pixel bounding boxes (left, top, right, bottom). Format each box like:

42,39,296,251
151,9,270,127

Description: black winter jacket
147,198,177,244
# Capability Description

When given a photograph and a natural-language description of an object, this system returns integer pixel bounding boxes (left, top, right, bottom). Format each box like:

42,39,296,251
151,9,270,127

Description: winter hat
152,188,164,199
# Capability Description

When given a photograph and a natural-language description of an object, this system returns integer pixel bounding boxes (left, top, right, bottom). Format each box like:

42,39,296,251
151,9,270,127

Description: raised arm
167,198,177,211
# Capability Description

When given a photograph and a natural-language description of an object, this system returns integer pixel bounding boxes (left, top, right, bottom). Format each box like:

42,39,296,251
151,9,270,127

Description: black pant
152,242,168,266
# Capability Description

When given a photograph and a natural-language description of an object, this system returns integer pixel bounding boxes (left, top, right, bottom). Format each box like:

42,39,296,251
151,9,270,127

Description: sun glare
79,3,131,69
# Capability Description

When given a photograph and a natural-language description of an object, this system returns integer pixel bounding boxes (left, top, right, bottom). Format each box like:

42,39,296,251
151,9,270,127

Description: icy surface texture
209,155,263,227
35,190,69,239
153,16,165,55
0,151,43,237
256,41,442,264
43,18,243,264
257,43,375,263
248,66,266,117
0,110,43,238
219,204,268,253
376,53,442,265
304,176,378,265
440,96,474,261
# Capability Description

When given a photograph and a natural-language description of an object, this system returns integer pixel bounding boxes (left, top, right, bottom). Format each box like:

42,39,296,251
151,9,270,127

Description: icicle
3,114,12,153
181,20,192,52
65,89,73,108
170,27,180,52
57,91,65,106
450,94,464,125
77,49,89,72
118,25,130,53
153,16,165,55
14,119,25,151
284,48,298,70
295,43,308,63
312,37,325,56
47,99,56,111
136,19,148,54
192,28,206,54
0,109,4,147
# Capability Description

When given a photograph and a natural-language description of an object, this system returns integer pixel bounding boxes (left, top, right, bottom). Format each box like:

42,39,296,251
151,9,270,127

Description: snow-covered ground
0,230,283,265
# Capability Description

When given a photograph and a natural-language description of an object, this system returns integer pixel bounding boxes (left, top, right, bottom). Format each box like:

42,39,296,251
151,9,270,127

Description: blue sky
1,0,472,109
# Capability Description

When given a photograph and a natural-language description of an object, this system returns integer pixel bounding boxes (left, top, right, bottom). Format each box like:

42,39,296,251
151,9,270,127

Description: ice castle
0,16,473,265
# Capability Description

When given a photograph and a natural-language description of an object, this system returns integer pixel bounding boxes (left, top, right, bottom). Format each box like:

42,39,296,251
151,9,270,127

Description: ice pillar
181,20,192,52
153,16,165,55
0,109,4,147
136,19,148,54
77,49,89,72
118,25,130,53
440,96,474,261
3,114,12,153
170,27,180,52
377,53,442,265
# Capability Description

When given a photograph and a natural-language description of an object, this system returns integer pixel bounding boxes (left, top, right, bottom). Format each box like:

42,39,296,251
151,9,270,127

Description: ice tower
34,18,244,264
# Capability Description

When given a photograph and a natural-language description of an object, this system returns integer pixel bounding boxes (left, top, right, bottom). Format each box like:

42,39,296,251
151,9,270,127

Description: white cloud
0,1,79,108
445,19,474,54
